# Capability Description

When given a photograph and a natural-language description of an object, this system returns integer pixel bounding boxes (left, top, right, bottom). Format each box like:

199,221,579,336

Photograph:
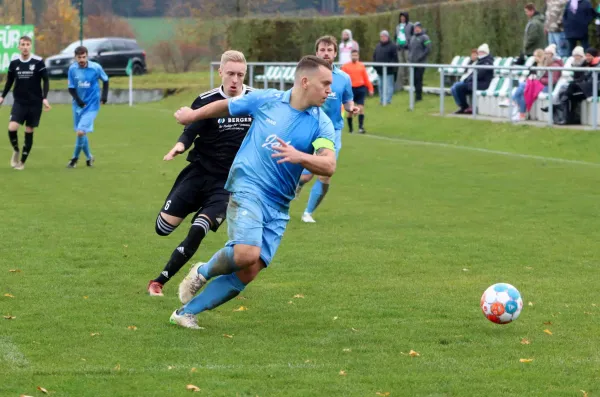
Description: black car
46,37,147,78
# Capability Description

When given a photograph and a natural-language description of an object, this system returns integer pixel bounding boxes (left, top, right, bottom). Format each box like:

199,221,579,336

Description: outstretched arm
175,99,230,125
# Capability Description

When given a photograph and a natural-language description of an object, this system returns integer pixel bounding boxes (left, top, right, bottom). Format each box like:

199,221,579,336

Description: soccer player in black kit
148,50,253,296
0,36,51,170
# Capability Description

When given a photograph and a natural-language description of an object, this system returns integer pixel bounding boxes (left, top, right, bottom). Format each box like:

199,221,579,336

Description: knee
155,213,179,236
317,175,331,185
233,245,261,269
236,260,265,284
24,128,34,134
300,173,313,184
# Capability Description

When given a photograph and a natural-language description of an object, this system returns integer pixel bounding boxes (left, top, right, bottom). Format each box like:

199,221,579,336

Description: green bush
225,0,600,63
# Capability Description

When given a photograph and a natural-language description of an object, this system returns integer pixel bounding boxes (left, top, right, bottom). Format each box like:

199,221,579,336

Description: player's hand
77,100,85,108
43,99,51,111
174,107,195,125
368,91,374,97
349,105,360,115
164,142,186,161
0,97,4,105
271,138,304,164
101,98,108,105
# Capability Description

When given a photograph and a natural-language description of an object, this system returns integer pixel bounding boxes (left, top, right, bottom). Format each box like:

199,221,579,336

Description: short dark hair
524,3,535,11
295,55,332,79
19,36,32,44
74,46,88,56
315,35,338,53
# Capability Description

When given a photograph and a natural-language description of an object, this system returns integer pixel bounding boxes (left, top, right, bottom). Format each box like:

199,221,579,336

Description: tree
36,0,79,57
137,0,156,15
86,12,136,38
0,0,35,24
338,0,397,14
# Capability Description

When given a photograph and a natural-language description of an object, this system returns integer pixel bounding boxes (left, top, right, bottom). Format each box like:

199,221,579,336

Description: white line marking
0,337,29,368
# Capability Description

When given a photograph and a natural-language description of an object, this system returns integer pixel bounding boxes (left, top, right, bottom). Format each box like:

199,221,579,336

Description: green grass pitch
1,91,600,396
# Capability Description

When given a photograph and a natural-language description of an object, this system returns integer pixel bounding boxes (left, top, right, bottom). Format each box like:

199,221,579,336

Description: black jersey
1,55,49,105
177,85,254,177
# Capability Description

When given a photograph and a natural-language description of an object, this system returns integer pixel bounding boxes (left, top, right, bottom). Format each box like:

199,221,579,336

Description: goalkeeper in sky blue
66,45,109,168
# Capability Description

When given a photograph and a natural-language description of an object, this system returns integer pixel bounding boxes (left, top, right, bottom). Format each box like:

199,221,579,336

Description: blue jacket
563,0,595,39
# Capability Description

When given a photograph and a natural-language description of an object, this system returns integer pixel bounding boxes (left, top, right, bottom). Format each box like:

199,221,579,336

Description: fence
208,61,600,129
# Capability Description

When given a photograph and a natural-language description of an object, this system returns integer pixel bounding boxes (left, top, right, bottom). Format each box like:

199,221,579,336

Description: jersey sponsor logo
78,81,91,88
219,117,252,124
261,134,291,153
327,92,338,99
266,118,277,126
217,118,226,124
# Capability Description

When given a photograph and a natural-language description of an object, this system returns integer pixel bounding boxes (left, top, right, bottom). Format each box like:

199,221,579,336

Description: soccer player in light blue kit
170,55,337,329
66,45,109,168
296,36,358,223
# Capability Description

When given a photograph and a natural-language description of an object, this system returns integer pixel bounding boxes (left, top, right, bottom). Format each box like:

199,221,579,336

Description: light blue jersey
227,88,336,211
321,66,353,149
67,61,108,112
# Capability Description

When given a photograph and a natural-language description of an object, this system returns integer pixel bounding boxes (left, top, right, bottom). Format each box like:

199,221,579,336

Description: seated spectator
450,44,494,114
511,44,564,122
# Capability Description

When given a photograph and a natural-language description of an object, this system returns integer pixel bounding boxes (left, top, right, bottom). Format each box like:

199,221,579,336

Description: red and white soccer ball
480,283,523,324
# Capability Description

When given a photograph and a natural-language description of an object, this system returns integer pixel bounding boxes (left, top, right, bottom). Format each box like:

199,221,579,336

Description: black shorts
10,102,43,128
352,86,367,105
160,163,229,232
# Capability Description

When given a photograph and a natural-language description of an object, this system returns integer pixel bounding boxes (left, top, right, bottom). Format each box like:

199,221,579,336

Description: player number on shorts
164,200,171,210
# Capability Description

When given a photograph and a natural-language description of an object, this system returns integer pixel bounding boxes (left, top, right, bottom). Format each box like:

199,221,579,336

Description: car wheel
132,63,144,75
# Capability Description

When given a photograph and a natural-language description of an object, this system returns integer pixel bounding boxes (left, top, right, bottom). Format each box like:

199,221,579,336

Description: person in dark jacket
408,22,431,101
394,11,414,89
563,0,595,53
523,3,546,57
373,30,399,105
450,44,494,114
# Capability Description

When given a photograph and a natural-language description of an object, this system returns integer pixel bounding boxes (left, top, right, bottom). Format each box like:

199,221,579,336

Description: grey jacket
408,32,431,63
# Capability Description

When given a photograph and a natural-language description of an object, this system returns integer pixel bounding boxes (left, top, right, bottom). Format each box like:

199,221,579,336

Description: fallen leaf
462,268,469,272
37,386,48,394
223,334,234,339
3,315,16,320
333,316,338,321
520,338,531,345
83,296,88,299
339,370,347,376
186,384,201,392
9,269,21,273
190,367,197,373
236,296,247,300
81,358,86,361
233,306,247,312
4,293,14,298
351,328,359,332
123,244,128,248
543,321,552,325
114,364,120,371
376,393,391,397
19,395,33,397
519,358,534,363
343,348,351,352
304,359,311,363
544,329,553,335
409,350,420,357
127,325,137,331
293,294,304,298
584,311,592,315
287,301,293,304
581,390,588,397
525,266,533,270
528,302,534,307
168,366,175,370
90,332,100,337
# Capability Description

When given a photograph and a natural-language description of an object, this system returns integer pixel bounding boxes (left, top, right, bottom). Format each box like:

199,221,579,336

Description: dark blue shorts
352,86,367,105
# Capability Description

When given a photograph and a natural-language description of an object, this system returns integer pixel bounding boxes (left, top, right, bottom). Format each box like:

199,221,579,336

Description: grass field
2,91,600,396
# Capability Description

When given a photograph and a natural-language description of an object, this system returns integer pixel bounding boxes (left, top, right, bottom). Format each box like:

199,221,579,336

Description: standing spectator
563,0,595,53
450,44,494,115
523,3,546,58
339,29,359,65
373,30,398,105
545,0,569,57
394,12,414,90
408,22,431,102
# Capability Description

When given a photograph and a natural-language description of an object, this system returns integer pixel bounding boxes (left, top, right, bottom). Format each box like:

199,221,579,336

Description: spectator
450,44,494,114
408,22,432,102
563,0,595,53
394,11,414,90
523,3,546,58
373,30,398,105
544,0,569,57
341,49,375,133
512,44,564,122
339,29,359,65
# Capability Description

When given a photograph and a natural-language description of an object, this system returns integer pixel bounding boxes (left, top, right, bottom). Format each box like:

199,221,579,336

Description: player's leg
68,108,83,168
80,111,97,166
354,87,367,133
16,106,42,170
8,103,25,168
295,168,314,199
177,192,263,305
303,135,340,222
358,104,365,133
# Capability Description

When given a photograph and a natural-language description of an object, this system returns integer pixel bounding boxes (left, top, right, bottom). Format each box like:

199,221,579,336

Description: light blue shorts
225,191,290,266
73,107,98,133
301,130,341,176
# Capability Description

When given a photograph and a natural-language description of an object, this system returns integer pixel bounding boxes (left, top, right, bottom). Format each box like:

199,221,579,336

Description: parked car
46,37,147,78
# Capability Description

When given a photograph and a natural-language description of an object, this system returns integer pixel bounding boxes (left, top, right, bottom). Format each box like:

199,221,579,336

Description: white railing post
548,69,553,127
593,71,598,130
409,66,414,111
440,67,445,116
472,68,478,119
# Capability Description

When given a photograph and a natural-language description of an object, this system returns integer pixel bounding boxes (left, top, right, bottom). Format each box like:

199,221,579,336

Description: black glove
514,53,526,66
101,97,107,105
76,99,85,108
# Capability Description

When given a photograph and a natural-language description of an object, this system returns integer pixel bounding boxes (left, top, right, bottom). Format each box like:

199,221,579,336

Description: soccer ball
480,283,523,324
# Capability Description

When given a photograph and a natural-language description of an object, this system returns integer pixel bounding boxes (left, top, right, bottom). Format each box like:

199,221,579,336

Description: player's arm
0,65,15,104
98,65,109,104
40,61,51,110
164,122,205,161
342,78,358,114
175,99,230,125
67,67,85,108
271,137,336,177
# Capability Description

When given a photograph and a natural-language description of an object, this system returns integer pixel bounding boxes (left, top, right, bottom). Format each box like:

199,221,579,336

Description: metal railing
208,61,600,129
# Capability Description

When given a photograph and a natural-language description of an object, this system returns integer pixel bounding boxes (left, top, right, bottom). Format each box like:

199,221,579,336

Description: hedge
226,0,599,63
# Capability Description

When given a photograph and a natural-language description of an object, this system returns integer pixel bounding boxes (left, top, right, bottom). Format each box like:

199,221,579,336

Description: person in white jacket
339,29,359,64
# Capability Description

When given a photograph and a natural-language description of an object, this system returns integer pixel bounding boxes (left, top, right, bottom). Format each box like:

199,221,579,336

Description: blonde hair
533,49,544,65
220,50,247,69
